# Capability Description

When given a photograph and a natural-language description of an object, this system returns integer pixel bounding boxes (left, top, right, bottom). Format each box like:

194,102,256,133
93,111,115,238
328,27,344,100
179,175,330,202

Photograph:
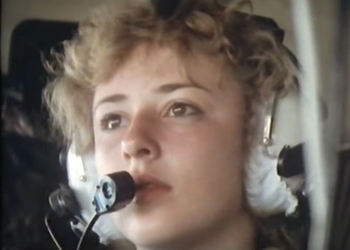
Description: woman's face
93,44,247,249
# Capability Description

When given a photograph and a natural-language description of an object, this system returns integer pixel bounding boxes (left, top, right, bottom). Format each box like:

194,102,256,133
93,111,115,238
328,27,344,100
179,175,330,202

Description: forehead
98,43,237,91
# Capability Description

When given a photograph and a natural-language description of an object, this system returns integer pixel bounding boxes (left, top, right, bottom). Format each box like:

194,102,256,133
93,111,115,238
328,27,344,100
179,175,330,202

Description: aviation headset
46,1,316,249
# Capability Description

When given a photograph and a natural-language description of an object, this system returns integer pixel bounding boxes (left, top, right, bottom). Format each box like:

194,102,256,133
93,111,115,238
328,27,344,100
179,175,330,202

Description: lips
133,174,171,203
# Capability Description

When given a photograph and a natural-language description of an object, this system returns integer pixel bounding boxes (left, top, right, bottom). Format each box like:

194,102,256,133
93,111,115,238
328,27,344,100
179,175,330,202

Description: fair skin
93,44,255,250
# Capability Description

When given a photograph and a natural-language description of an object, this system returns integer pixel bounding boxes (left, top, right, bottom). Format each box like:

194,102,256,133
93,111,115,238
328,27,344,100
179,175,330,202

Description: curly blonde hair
44,0,298,155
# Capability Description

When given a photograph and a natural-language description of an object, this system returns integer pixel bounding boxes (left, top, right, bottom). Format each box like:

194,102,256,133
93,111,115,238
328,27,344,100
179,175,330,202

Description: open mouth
133,175,171,203
136,183,156,190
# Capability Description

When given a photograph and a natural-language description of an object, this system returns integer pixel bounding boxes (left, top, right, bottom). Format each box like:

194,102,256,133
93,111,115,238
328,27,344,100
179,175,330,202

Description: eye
100,114,122,131
168,102,201,117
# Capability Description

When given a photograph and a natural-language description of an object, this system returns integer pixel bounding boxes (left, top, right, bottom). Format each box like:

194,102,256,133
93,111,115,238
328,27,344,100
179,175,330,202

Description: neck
138,211,256,250
188,211,256,250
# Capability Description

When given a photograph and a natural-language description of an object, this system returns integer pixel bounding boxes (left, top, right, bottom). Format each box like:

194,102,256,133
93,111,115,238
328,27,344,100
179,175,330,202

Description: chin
127,225,180,250
116,213,188,249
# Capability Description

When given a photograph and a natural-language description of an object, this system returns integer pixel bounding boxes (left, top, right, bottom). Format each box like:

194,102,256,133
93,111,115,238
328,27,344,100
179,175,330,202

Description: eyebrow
94,94,126,113
156,83,211,93
94,83,210,113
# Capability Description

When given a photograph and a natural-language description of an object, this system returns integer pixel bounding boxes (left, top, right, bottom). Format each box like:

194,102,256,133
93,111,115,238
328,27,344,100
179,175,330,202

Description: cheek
164,119,245,192
163,122,245,228
165,117,244,164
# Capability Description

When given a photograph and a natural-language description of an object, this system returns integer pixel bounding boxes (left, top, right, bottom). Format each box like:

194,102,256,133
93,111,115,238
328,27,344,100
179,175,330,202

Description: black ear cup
48,184,104,250
49,184,81,219
47,170,136,250
277,144,305,178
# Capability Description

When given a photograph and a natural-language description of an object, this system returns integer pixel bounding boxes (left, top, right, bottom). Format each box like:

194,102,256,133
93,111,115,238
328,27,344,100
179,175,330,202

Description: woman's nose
121,115,160,161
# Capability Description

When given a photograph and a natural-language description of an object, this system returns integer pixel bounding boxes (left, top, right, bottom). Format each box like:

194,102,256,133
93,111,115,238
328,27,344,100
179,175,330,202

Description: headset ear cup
246,89,303,216
246,145,299,216
49,184,81,218
66,146,127,242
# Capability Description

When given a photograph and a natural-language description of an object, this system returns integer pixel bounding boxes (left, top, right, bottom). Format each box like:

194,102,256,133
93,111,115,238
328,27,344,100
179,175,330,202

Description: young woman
45,0,304,249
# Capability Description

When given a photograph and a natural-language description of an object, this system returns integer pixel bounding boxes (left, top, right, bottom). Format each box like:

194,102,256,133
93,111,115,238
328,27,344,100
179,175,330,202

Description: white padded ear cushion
246,145,299,216
245,90,301,216
66,148,126,243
